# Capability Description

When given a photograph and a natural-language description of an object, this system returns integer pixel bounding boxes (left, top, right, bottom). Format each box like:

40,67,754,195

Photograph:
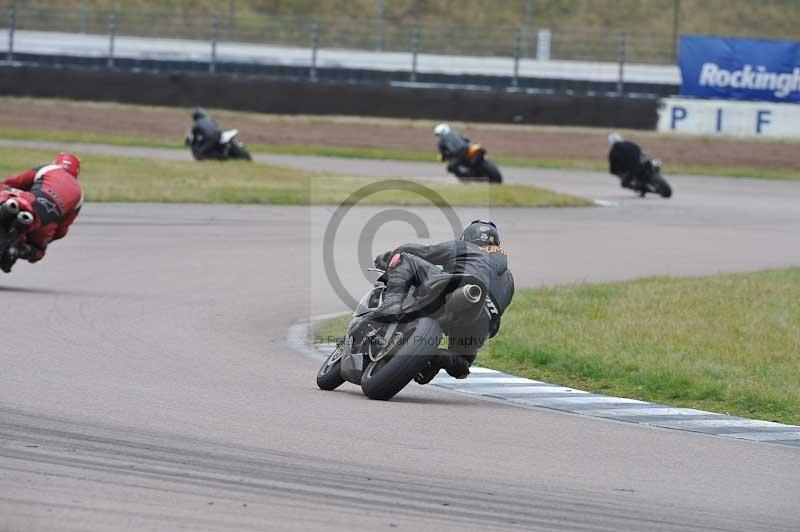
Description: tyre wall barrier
0,65,659,129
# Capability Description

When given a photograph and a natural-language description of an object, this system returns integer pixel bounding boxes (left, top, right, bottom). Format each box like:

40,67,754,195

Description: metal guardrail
2,1,799,64
1,5,676,62
0,4,679,96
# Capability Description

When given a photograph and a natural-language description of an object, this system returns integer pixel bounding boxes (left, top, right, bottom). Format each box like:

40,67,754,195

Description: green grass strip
0,146,588,207
2,128,797,181
314,268,800,425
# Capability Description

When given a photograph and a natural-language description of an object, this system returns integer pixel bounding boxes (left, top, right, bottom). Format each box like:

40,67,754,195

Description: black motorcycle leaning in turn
442,143,503,184
622,158,672,198
185,128,252,161
316,267,487,400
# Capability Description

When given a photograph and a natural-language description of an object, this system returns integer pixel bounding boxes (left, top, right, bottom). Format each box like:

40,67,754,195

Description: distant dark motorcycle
317,267,487,401
0,191,36,273
444,143,503,184
186,129,252,161
623,159,672,198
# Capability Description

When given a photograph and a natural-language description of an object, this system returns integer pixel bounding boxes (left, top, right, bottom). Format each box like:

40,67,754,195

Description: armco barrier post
671,0,681,63
523,0,533,57
79,0,88,33
310,19,319,82
7,4,15,62
227,0,236,41
375,0,384,51
617,31,626,95
512,28,521,88
107,10,117,69
410,27,420,82
210,15,218,74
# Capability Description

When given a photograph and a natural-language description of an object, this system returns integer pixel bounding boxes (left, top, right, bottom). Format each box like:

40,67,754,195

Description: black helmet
192,107,207,120
460,220,500,246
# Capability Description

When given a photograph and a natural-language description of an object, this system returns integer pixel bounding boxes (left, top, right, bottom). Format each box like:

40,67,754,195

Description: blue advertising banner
679,36,800,103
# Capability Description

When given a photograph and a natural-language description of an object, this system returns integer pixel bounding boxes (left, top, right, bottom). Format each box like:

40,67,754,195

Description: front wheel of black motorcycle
652,173,672,198
229,142,252,161
480,158,503,184
361,318,441,401
316,345,346,391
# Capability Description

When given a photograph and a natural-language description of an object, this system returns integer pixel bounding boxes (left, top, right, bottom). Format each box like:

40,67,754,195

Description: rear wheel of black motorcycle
480,159,503,184
316,345,346,391
361,318,441,401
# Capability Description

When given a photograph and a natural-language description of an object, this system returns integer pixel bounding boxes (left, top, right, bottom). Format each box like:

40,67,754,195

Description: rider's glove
374,251,393,270
18,244,41,263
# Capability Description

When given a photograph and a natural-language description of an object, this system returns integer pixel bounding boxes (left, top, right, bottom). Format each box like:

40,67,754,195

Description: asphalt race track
1,149,800,531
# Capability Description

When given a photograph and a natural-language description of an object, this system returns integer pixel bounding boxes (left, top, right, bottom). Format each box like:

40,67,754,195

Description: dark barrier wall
0,66,658,129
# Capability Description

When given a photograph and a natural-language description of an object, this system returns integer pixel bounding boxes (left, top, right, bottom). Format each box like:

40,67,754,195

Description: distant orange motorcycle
441,142,503,184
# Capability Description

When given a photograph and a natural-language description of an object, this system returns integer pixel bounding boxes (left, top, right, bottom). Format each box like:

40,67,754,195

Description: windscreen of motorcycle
354,287,383,317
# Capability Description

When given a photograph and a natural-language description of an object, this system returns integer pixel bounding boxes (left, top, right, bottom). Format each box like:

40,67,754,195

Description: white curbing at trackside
290,318,800,448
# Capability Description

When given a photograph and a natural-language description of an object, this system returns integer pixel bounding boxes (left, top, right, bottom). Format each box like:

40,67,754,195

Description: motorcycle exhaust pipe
16,211,34,226
462,284,483,304
442,284,484,324
446,284,483,311
2,199,20,215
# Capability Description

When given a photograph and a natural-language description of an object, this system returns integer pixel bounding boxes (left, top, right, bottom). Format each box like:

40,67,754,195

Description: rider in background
187,107,222,160
372,220,515,382
608,132,649,189
1,152,83,273
434,123,472,178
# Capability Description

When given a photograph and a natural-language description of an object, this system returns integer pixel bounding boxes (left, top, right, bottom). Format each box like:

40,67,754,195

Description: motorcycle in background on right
608,133,672,198
623,158,673,198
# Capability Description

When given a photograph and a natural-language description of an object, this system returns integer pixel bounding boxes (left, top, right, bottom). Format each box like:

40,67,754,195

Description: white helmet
608,132,623,146
434,123,451,137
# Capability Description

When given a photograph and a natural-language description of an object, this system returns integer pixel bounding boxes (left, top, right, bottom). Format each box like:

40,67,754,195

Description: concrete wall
0,65,659,129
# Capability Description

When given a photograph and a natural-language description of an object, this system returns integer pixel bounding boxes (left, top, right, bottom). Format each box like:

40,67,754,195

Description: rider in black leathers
608,132,652,189
372,220,515,382
187,107,222,160
435,123,472,178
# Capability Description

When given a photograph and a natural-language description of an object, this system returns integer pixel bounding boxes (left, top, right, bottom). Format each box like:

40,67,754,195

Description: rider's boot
414,351,470,384
441,352,471,379
368,254,417,322
370,283,406,322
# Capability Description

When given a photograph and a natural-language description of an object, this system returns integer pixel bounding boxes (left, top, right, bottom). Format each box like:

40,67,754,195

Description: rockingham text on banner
679,36,800,103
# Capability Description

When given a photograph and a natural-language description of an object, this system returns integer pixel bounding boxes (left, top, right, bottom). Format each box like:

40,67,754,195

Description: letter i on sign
716,108,723,132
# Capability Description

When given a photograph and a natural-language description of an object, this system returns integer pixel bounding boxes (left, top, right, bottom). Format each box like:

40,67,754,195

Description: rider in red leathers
0,152,83,273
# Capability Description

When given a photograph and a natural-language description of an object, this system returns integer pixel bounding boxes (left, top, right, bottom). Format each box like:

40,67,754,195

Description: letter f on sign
671,106,687,130
756,110,771,134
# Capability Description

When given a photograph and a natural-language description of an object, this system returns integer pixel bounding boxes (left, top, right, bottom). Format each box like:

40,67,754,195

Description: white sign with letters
657,97,800,139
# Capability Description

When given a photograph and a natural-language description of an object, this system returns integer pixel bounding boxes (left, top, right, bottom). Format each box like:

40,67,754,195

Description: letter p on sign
671,106,687,130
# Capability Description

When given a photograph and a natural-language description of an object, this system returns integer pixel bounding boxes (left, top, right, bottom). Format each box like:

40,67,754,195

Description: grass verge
313,269,800,425
0,147,588,207
2,128,797,181
314,314,353,346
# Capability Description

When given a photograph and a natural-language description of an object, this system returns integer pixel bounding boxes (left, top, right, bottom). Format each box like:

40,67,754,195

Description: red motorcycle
0,188,37,273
